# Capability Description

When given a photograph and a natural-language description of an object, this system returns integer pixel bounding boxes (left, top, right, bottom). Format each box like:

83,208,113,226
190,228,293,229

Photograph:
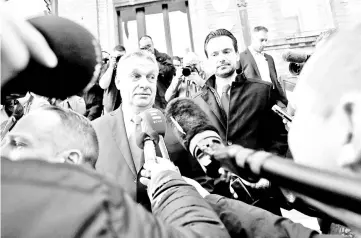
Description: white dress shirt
248,46,272,83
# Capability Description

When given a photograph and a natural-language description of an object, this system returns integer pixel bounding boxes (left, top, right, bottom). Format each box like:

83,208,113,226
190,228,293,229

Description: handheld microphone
212,146,361,215
164,98,241,178
1,15,102,103
1,102,24,140
136,108,170,162
282,51,311,63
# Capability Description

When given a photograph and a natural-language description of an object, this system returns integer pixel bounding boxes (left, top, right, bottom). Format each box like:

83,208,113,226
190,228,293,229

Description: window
280,0,334,33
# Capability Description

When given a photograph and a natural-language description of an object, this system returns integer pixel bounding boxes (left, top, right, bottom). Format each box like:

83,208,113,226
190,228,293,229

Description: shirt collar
122,104,137,124
248,46,264,56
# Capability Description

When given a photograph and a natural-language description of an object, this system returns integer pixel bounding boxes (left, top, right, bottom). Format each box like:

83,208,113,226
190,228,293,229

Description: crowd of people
1,2,361,238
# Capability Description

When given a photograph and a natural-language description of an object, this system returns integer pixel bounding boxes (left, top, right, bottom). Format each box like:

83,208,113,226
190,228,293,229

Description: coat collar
206,73,247,88
109,106,137,176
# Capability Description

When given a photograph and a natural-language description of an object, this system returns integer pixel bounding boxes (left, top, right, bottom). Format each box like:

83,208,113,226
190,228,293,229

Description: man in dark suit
239,26,288,106
139,35,176,111
92,50,206,210
193,29,288,215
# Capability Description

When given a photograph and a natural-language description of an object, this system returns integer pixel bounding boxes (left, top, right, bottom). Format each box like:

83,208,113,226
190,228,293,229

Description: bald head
289,23,361,176
295,24,361,117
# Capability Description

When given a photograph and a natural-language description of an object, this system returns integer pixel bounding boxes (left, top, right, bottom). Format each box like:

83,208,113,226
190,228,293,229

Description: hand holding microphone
135,108,170,162
140,157,179,188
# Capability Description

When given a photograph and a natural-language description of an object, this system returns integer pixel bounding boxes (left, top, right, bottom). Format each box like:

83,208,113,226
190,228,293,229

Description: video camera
182,65,199,77
282,51,312,76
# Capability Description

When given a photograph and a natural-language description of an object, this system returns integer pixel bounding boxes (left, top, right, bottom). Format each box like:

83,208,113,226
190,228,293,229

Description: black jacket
192,74,288,215
193,74,288,156
83,83,104,121
1,159,230,238
206,194,343,238
154,49,175,111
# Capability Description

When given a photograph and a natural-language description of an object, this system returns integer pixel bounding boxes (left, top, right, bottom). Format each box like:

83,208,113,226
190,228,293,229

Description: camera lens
182,67,191,77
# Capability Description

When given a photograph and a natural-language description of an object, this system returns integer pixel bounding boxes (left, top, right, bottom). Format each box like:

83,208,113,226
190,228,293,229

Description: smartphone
272,105,293,122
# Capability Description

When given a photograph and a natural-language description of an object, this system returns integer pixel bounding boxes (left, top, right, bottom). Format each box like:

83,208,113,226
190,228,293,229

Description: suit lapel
111,108,137,176
265,54,276,89
203,77,227,130
246,48,261,78
199,91,226,131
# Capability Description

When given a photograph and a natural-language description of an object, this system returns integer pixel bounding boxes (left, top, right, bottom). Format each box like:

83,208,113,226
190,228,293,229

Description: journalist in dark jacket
1,158,230,238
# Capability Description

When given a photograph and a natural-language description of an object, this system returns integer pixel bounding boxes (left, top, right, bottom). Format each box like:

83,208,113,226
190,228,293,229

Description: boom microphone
136,108,170,162
1,15,102,102
212,146,361,215
165,98,241,178
282,51,311,64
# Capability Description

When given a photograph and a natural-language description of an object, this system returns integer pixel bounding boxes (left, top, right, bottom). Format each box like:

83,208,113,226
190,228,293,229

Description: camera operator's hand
187,72,205,88
282,103,295,131
165,71,184,102
139,157,180,188
1,3,57,84
108,56,117,68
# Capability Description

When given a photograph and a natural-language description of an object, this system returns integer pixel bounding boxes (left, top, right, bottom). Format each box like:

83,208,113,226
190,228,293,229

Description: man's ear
337,92,361,169
63,150,83,165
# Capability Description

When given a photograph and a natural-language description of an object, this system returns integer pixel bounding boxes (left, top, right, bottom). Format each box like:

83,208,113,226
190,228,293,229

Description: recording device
272,105,293,123
1,15,102,103
136,108,170,162
212,146,361,215
165,98,247,179
1,101,24,140
282,51,312,76
182,65,199,77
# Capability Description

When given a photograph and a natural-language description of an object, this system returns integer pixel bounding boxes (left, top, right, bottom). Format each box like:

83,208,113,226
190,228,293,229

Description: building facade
56,0,360,76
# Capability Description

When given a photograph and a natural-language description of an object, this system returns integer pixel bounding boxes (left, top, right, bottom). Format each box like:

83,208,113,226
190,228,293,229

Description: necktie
221,84,231,118
129,116,144,172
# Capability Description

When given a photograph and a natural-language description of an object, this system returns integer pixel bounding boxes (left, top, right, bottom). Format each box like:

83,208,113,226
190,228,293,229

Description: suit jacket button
227,141,233,146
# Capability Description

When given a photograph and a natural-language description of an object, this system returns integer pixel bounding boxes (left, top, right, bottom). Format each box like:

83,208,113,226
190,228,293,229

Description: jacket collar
206,73,247,88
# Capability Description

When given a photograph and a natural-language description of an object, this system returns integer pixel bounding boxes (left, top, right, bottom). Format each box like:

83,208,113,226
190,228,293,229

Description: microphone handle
243,151,361,215
1,116,16,141
158,135,170,160
143,138,157,163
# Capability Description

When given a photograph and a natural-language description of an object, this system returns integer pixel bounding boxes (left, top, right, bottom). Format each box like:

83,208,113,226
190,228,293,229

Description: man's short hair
172,56,181,62
115,50,159,81
204,29,238,58
113,45,126,52
139,35,153,42
253,26,269,33
40,106,99,168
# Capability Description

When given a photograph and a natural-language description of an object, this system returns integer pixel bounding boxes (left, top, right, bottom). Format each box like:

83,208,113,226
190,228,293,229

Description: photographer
99,45,126,114
165,52,206,102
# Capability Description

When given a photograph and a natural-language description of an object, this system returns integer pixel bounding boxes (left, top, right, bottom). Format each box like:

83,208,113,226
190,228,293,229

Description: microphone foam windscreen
165,97,219,149
1,16,102,101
